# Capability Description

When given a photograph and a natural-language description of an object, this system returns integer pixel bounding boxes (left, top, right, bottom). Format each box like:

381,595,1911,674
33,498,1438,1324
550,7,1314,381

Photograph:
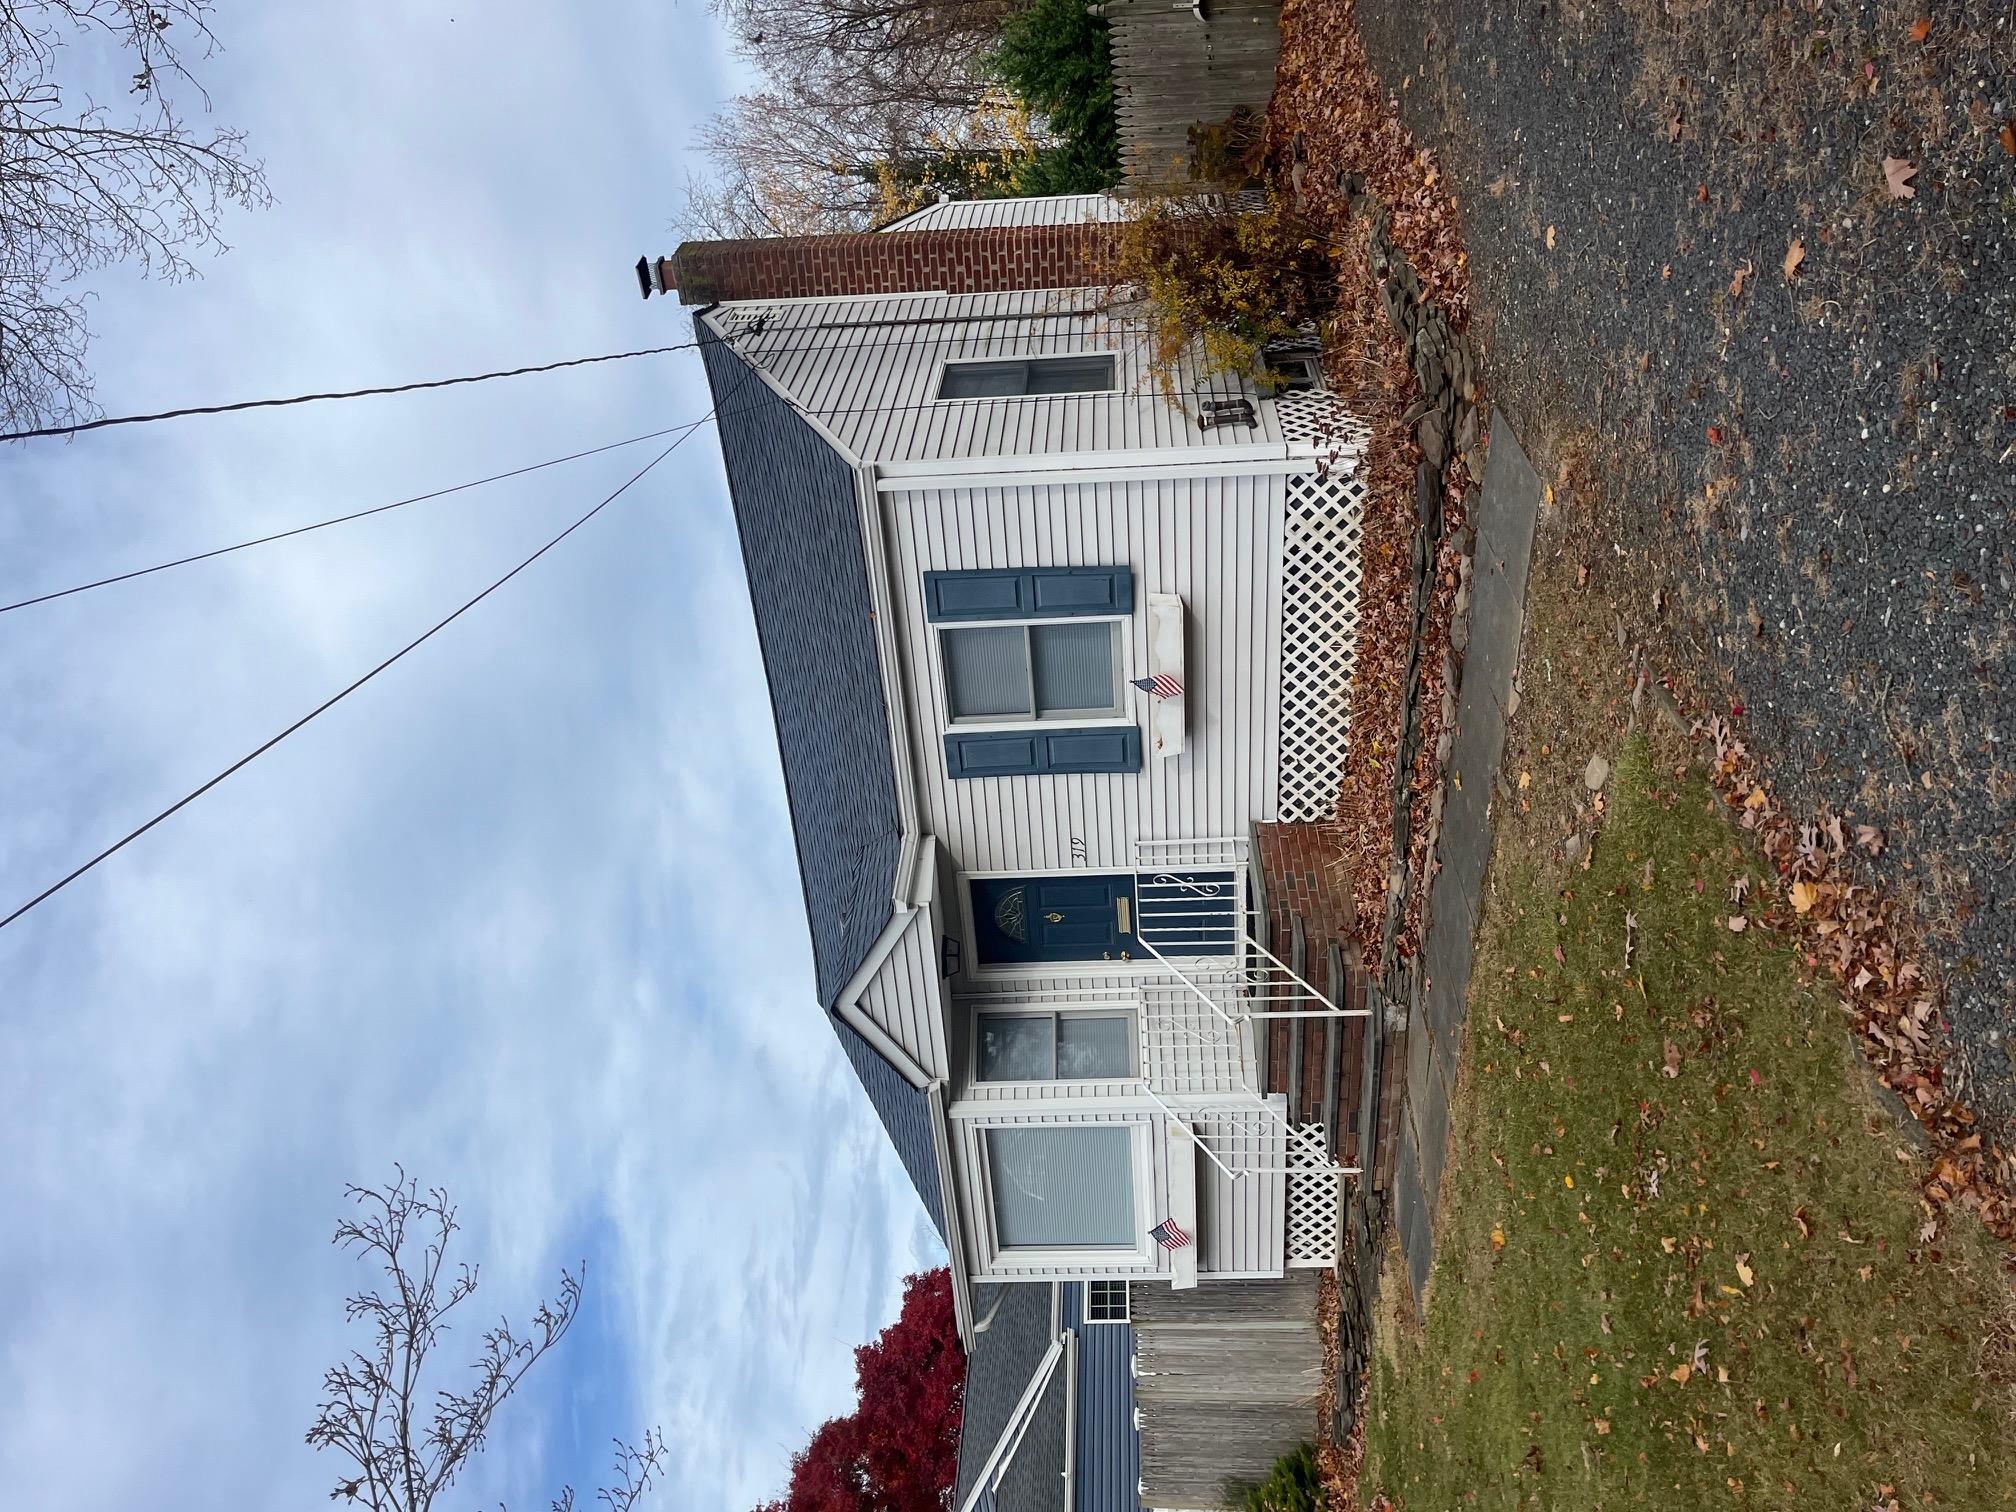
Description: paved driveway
1355,0,2016,1130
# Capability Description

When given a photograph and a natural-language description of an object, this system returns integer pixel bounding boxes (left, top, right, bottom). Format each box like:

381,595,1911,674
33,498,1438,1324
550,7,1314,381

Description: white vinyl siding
889,475,1285,873
877,194,1127,232
704,289,1276,464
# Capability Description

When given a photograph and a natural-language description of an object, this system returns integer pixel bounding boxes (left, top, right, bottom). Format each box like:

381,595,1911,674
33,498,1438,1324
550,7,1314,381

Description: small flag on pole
1149,1218,1192,1251
1130,673,1184,700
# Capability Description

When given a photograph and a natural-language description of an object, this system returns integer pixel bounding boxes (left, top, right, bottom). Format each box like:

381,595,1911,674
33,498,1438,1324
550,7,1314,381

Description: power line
0,419,715,616
0,343,708,444
0,421,708,933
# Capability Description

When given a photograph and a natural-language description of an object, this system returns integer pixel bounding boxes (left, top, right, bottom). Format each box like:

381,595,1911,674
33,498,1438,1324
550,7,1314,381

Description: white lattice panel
1277,419,1370,823
1285,1122,1341,1267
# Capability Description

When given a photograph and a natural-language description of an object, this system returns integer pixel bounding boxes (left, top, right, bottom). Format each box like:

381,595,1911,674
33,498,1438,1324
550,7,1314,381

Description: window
978,1012,1132,1081
938,355,1117,400
1085,1279,1130,1324
1264,352,1323,392
942,621,1120,722
986,1126,1135,1249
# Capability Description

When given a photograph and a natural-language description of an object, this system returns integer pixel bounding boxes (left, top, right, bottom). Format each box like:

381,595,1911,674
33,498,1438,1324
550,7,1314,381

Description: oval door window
992,886,1028,943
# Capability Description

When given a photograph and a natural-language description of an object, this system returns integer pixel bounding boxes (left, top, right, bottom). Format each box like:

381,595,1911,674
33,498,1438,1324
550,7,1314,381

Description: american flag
1130,673,1184,700
1149,1218,1192,1251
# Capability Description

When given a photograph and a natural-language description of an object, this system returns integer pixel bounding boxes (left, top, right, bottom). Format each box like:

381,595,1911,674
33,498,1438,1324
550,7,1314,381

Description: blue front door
970,874,1138,965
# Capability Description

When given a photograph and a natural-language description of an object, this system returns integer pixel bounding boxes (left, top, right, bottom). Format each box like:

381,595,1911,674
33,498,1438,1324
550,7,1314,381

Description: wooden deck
1133,1272,1324,1508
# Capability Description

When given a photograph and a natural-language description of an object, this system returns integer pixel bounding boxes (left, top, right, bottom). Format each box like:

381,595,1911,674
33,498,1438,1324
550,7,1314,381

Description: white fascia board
875,442,1305,487
853,462,926,863
927,1080,978,1351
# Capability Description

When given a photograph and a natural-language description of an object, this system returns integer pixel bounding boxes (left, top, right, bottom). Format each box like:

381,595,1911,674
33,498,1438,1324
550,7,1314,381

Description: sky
0,4,942,1508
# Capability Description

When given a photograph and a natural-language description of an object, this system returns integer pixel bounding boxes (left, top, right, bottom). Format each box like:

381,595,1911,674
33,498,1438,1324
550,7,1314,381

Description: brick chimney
657,223,1118,306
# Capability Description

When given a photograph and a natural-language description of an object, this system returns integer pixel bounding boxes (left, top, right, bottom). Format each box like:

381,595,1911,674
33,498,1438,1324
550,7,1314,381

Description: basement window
938,355,1117,400
1085,1279,1130,1324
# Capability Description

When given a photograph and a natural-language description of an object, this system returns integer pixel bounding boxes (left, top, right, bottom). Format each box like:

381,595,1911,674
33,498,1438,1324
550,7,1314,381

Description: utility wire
0,343,707,444
0,419,714,616
0,422,706,933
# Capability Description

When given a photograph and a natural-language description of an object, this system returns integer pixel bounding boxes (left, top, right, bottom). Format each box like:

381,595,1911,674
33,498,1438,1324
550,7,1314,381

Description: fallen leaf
1491,1225,1507,1250
1883,156,1919,199
1670,1362,1693,1385
1565,1174,1575,1189
1727,915,1749,933
1743,786,1769,810
1789,881,1819,914
2002,122,2016,158
1594,1416,1612,1434
1668,111,1682,142
1793,1206,1811,1239
1729,259,1753,297
1719,1283,1743,1296
1716,1365,1730,1384
1707,424,1726,445
1909,16,1931,41
1663,1041,1682,1078
1783,238,1806,279
1854,823,1885,854
1662,1235,1678,1252
1696,182,1709,203
1736,1255,1755,1287
1546,223,1556,249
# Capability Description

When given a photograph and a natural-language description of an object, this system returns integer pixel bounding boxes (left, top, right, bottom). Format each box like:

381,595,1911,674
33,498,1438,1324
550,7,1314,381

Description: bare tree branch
305,1169,659,1512
0,0,270,431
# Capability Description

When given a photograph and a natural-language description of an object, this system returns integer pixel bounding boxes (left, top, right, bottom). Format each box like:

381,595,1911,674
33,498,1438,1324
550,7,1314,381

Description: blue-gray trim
945,725,1142,779
1061,1283,1143,1512
699,325,901,1010
831,1016,945,1240
924,566,1134,622
955,1285,1060,1512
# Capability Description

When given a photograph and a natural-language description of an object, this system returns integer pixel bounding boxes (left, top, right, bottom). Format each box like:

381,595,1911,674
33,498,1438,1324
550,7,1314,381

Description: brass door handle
1115,897,1132,934
1045,912,1065,923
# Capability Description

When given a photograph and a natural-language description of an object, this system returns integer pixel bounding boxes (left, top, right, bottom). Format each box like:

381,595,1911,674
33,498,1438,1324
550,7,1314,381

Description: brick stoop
1254,821,1400,1181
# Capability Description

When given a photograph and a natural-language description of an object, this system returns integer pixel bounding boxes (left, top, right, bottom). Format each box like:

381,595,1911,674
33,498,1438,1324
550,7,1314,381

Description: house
649,192,1376,1354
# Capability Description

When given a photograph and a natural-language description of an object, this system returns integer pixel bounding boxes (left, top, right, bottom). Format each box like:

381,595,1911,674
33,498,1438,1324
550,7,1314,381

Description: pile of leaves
1267,0,1472,966
1268,0,1472,323
1692,713,2016,1246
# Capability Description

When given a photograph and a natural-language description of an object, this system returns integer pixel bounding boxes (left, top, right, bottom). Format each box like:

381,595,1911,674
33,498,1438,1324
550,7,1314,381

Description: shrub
990,0,1121,193
1108,188,1338,399
1236,1444,1326,1512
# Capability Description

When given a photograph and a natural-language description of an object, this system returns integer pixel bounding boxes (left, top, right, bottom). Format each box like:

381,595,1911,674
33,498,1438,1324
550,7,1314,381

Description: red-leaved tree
756,1269,966,1512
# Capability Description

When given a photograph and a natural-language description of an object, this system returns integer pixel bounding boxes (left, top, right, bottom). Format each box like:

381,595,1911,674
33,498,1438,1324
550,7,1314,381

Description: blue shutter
925,567,1132,622
944,726,1141,779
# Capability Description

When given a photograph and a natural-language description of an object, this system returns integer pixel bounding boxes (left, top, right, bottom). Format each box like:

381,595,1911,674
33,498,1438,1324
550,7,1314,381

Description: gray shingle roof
698,325,901,1010
831,1015,946,1238
955,1284,1065,1512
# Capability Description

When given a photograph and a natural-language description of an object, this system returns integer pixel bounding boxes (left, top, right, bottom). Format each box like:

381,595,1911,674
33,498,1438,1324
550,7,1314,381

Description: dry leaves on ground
1273,0,1472,965
1882,155,1919,199
1691,714,2016,1244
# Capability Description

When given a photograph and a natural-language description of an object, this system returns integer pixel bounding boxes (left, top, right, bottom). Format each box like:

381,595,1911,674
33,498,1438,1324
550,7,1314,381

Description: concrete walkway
1393,409,1541,1304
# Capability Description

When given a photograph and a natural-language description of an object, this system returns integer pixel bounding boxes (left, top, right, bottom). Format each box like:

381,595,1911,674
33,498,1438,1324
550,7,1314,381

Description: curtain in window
986,1127,1134,1248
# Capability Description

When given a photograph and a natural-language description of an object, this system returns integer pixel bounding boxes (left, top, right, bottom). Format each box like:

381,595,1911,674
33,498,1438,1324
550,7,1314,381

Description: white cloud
0,4,933,1509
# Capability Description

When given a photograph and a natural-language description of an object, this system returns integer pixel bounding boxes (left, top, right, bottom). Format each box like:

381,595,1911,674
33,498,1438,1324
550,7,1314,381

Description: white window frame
1084,1279,1130,1324
934,351,1121,402
971,1007,1139,1086
937,615,1129,730
970,1118,1156,1270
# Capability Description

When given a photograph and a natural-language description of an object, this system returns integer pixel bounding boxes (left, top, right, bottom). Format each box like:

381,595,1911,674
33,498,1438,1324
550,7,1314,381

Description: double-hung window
938,355,1116,400
926,566,1142,778
942,621,1120,722
977,1011,1133,1082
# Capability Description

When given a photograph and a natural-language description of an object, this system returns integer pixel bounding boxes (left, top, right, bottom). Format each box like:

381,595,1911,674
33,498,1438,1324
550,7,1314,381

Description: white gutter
874,442,1310,491
927,1080,977,1351
1060,1325,1079,1512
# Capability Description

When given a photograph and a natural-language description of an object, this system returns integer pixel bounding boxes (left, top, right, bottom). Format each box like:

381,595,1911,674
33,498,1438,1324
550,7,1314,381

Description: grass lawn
1363,736,2016,1509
